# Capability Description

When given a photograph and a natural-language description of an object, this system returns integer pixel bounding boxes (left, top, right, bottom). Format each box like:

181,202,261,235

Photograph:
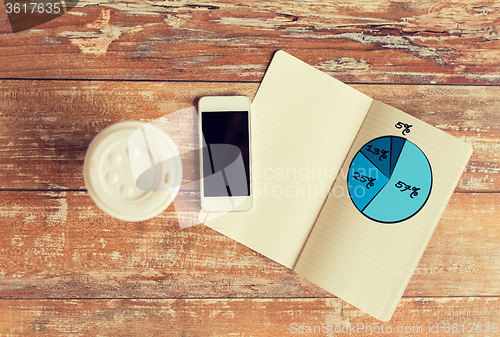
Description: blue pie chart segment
360,136,392,178
348,136,432,223
390,136,406,175
348,153,390,211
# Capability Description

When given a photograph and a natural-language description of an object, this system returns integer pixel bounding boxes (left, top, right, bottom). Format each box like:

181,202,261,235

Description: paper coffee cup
83,121,182,221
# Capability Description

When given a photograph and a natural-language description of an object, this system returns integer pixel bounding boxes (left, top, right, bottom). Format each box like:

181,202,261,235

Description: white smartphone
199,95,252,212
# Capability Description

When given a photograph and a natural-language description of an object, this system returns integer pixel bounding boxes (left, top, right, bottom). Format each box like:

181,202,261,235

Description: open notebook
203,50,472,321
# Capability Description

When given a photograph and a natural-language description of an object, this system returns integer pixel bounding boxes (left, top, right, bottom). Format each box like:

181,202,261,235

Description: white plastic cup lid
83,121,182,221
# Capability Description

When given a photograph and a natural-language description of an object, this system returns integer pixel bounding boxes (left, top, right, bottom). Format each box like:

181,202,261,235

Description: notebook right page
294,100,472,321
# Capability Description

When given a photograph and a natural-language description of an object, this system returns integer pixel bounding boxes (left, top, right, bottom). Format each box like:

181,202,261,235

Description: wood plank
1,1,500,84
0,297,498,336
0,190,329,299
0,80,496,191
0,80,256,190
0,191,498,299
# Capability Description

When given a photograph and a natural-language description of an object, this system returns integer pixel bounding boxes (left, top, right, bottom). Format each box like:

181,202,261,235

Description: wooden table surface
1,0,499,336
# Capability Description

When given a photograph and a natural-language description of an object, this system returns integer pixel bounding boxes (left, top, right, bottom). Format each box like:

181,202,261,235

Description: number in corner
5,2,62,14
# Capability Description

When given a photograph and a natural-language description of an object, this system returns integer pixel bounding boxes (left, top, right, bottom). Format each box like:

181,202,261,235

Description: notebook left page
203,51,374,268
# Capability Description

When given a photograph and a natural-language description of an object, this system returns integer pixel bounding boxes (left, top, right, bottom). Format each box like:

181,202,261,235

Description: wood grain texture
0,191,498,299
1,0,499,333
0,80,497,191
1,0,500,84
0,297,498,336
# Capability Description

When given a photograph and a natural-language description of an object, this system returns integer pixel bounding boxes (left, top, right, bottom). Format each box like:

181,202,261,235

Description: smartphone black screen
202,111,250,197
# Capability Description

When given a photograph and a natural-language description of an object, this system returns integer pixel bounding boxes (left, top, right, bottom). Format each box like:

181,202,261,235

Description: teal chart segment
348,136,432,223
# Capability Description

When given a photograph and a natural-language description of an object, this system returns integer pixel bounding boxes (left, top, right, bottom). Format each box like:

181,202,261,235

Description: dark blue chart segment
348,153,390,211
390,136,406,176
348,136,432,224
360,136,391,178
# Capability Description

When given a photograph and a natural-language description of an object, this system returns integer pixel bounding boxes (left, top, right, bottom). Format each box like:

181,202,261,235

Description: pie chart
347,136,432,223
